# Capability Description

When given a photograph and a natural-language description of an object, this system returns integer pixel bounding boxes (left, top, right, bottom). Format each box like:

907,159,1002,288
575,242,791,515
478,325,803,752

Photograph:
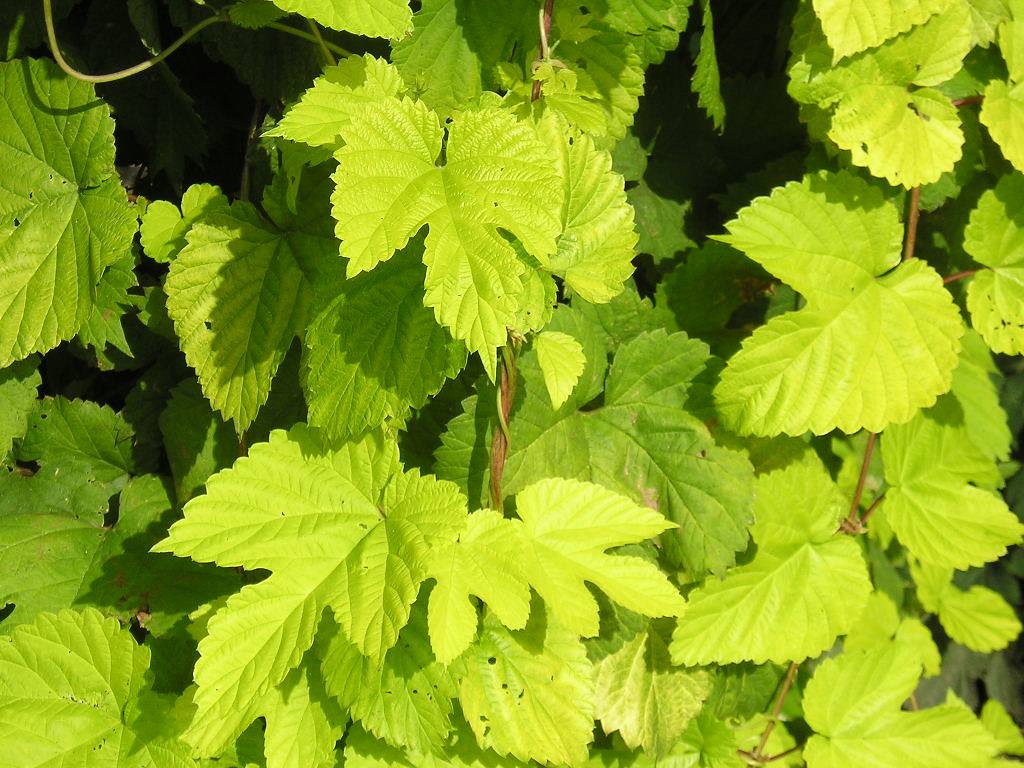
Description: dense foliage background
1,0,1023,766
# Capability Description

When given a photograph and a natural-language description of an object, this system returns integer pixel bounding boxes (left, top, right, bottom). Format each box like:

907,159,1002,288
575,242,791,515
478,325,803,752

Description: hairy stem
944,269,978,285
531,0,555,102
902,186,921,262
753,662,799,759
306,18,336,66
489,344,519,510
840,431,877,533
44,0,227,83
264,22,354,57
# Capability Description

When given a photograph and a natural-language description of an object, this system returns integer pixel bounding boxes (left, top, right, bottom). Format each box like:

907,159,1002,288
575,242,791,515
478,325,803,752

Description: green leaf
302,244,466,441
0,58,137,366
228,0,288,29
76,253,138,359
159,378,239,504
950,330,1012,462
534,331,586,409
803,644,999,768
152,427,467,755
19,396,134,489
261,660,345,768
965,174,1024,355
692,0,725,130
981,699,1024,756
810,0,954,60
670,455,872,665
165,167,336,430
0,357,39,463
331,95,562,373
426,509,532,665
594,624,709,756
0,471,238,632
671,711,744,768
267,0,412,38
626,181,694,263
715,172,963,436
789,5,973,186
140,184,230,264
322,603,458,752
441,312,755,575
267,55,406,149
982,78,1024,171
912,561,1022,653
0,609,153,767
459,609,595,766
881,397,1023,570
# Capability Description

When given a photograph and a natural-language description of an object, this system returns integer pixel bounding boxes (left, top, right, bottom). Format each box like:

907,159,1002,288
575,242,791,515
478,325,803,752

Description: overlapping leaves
715,171,963,436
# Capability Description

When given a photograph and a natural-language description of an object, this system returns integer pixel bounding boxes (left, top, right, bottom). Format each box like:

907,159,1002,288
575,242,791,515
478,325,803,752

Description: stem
305,18,336,66
239,431,248,458
952,95,983,107
239,100,264,202
264,22,354,58
531,0,555,102
44,0,226,83
489,344,518,510
754,662,799,759
944,269,978,285
841,432,877,533
860,492,885,527
902,187,921,261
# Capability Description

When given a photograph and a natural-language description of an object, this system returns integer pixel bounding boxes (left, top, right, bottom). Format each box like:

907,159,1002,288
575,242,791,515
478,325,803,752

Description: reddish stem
903,187,921,262
841,432,877,533
952,95,983,107
754,662,799,759
489,352,517,510
944,269,978,285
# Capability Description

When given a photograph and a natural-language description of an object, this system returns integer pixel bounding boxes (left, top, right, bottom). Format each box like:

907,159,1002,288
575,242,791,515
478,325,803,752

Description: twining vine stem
489,343,519,510
531,0,556,102
902,186,921,262
42,0,350,84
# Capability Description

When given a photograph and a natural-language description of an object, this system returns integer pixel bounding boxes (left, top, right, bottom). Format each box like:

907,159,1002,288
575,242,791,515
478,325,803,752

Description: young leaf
881,397,1023,570
541,116,638,303
426,509,532,665
266,55,406,149
152,427,467,755
964,173,1024,355
459,609,595,766
140,184,230,264
331,95,562,375
802,644,999,768
594,625,710,756
0,58,137,367
534,330,586,408
514,478,685,637
811,0,953,60
670,455,872,665
715,172,963,436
